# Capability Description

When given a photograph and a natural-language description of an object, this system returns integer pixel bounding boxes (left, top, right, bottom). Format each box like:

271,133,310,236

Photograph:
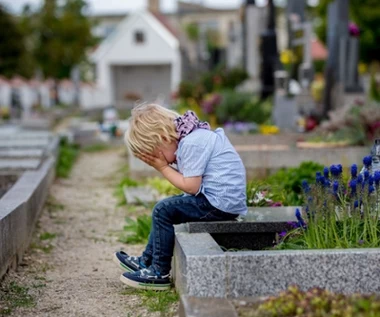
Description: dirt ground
1,148,178,317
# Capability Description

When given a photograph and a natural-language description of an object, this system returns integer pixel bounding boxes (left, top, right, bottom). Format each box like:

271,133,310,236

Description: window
134,31,145,44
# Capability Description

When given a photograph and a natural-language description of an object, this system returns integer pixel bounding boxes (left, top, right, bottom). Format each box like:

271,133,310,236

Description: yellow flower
358,62,367,75
280,50,294,65
259,125,279,135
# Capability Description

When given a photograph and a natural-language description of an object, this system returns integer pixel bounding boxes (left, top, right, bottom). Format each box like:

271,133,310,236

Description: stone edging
0,156,56,279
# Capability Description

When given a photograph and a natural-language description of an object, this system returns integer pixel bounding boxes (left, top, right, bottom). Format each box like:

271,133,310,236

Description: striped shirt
176,128,247,216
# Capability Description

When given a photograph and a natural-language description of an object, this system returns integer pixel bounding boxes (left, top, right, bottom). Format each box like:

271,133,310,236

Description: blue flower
323,167,329,179
369,176,374,186
302,180,310,193
351,164,358,178
354,200,359,208
295,208,306,228
364,170,370,180
357,174,363,184
374,171,380,186
369,185,375,194
337,164,343,174
350,179,357,196
330,165,340,177
363,156,372,168
333,180,339,194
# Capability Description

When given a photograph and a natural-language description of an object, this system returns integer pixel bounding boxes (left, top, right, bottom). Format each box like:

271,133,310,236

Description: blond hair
125,103,179,155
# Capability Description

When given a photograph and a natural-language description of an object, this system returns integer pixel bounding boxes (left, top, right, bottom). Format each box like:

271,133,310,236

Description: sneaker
113,251,146,272
120,266,171,291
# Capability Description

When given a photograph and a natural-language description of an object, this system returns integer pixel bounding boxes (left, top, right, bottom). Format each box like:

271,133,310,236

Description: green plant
277,159,380,250
0,282,35,315
265,162,324,206
121,288,179,314
246,180,284,207
56,137,79,178
215,90,272,124
146,177,181,196
239,285,380,317
119,215,152,244
39,232,56,241
82,143,110,152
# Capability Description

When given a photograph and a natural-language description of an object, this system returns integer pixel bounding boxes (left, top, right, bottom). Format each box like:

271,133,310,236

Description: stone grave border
174,214,380,298
0,136,59,279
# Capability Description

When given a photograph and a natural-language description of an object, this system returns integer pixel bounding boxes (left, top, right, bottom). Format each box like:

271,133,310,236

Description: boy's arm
135,152,201,195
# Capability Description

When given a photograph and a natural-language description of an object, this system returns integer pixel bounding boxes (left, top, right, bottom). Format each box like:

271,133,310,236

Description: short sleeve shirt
175,128,247,215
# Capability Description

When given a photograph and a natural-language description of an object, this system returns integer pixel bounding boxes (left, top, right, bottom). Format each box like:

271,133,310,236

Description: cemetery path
3,149,167,317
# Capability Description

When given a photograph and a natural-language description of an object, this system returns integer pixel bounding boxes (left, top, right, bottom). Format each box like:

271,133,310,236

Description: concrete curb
0,156,56,279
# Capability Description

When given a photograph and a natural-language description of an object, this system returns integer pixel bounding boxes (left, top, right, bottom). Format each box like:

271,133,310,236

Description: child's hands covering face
135,151,169,172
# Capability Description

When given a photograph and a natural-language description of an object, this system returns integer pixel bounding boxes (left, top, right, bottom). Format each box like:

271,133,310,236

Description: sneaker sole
119,274,171,291
112,253,135,272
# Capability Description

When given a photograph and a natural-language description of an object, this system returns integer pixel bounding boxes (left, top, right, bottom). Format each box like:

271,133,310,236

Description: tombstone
272,70,298,131
227,21,243,69
0,77,11,109
242,0,266,93
58,79,75,106
260,0,280,99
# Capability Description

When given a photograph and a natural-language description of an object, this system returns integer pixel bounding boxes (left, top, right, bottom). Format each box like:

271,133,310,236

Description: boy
113,104,247,290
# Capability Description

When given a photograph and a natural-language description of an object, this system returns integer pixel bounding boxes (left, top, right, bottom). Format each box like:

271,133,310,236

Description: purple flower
351,164,358,178
330,165,340,177
358,239,364,245
323,167,329,179
279,231,287,238
286,221,298,229
363,156,372,169
270,202,283,207
349,22,360,37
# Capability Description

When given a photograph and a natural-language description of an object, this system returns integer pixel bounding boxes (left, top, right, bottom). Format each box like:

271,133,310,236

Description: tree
35,0,95,79
313,0,380,64
0,5,33,78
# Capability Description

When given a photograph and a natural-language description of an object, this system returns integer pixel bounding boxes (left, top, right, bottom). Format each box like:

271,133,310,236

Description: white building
90,10,181,109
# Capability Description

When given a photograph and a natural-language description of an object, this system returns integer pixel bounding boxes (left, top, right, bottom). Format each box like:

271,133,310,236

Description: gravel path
1,149,177,317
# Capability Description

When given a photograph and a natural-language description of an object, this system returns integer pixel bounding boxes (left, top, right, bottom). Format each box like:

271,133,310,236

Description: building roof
311,38,328,60
151,11,179,38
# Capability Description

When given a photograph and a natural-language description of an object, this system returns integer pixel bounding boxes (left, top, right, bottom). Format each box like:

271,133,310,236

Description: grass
56,137,80,178
45,196,65,214
82,143,110,152
39,232,57,241
0,282,35,315
118,215,152,244
121,288,179,315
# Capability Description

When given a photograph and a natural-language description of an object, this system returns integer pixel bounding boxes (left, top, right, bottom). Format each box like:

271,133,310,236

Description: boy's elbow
183,177,202,195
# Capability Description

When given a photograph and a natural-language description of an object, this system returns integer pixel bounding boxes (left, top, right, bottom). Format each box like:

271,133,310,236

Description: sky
0,0,249,14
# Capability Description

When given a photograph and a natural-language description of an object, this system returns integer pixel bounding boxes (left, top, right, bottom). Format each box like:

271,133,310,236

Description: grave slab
0,159,41,171
0,149,44,159
123,186,165,204
0,139,50,148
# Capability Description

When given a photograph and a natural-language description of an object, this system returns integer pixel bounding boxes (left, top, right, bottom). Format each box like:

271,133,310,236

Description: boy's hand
136,152,169,172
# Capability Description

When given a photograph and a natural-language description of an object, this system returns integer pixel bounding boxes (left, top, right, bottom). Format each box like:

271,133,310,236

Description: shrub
146,177,181,196
215,90,272,124
56,137,79,178
265,162,324,206
242,285,380,317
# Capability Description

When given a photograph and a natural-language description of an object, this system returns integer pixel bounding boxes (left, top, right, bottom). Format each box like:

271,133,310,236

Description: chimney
148,0,160,12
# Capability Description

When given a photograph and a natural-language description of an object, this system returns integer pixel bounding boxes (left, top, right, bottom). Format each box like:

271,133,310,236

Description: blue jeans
141,194,237,274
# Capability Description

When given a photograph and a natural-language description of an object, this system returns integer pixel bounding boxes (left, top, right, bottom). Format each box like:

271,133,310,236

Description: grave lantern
274,70,289,94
